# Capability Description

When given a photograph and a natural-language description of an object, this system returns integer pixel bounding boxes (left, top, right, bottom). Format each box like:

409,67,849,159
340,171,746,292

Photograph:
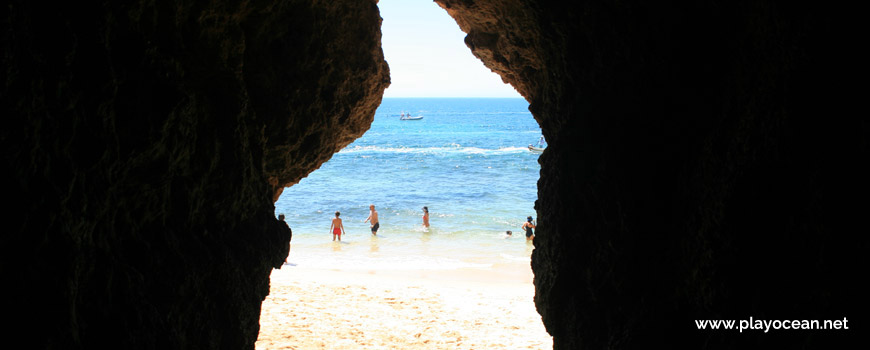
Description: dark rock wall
3,0,865,349
1,0,387,348
439,0,865,348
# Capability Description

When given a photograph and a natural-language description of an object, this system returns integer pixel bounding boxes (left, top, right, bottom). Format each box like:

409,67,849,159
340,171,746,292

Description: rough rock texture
438,0,865,348
2,0,866,349
1,0,387,348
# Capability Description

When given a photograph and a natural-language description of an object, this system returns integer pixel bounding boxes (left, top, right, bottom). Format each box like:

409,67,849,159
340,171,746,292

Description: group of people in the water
329,204,383,241
277,206,534,264
326,204,534,242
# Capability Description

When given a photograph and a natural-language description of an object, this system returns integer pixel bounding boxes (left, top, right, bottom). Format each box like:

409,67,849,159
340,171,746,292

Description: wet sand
256,266,552,349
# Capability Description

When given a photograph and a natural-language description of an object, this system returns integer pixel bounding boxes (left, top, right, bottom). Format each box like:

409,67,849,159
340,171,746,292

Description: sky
378,0,521,98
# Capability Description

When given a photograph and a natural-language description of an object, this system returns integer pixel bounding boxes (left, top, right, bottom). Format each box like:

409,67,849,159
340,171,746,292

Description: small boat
528,135,546,153
399,111,423,120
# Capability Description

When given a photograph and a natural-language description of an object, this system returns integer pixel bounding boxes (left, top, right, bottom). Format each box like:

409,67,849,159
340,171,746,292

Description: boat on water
528,135,546,153
399,111,423,120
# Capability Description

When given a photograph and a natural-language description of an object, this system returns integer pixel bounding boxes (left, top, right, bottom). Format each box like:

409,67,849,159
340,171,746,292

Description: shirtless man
330,211,345,241
364,204,379,236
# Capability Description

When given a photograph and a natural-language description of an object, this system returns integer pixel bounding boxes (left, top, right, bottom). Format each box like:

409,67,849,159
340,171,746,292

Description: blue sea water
275,98,542,274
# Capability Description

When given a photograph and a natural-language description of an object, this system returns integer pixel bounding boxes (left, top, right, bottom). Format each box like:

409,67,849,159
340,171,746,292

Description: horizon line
381,96,527,99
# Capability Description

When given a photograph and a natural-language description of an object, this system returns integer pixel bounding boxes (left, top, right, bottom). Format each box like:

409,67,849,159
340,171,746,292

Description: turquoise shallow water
275,98,542,272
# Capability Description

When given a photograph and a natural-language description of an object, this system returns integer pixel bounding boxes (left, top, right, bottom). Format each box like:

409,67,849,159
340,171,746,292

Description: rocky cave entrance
256,1,549,347
4,0,859,349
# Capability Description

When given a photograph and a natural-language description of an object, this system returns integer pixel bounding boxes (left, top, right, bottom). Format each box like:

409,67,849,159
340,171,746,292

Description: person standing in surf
521,216,536,241
330,211,345,241
278,214,292,264
422,206,430,228
364,204,379,236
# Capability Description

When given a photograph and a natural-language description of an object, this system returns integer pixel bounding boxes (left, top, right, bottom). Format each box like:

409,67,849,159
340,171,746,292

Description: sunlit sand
256,265,552,349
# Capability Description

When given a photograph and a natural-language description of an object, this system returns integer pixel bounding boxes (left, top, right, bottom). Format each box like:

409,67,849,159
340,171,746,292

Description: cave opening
256,1,551,348
4,0,856,348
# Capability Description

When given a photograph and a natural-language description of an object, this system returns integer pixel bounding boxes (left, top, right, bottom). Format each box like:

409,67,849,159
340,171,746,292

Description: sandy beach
256,265,552,349
262,96,547,348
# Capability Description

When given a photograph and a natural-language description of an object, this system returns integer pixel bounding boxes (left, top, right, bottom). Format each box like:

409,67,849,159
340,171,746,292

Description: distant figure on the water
331,211,345,241
422,206,429,227
364,204,379,236
279,214,292,264
521,216,536,241
504,230,513,239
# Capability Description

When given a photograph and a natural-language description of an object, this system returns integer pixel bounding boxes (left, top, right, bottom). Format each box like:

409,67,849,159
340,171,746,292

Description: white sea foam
339,145,528,155
500,253,531,262
292,250,494,271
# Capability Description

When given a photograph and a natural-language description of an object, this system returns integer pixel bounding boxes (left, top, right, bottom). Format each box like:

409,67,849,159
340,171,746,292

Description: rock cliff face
438,0,864,348
2,0,863,349
2,0,387,348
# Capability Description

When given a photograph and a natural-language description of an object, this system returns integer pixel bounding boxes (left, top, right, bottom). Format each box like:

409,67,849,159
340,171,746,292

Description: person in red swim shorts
330,211,345,241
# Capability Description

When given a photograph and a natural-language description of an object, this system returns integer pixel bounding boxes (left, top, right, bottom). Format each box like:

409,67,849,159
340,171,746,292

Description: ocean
275,98,542,278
